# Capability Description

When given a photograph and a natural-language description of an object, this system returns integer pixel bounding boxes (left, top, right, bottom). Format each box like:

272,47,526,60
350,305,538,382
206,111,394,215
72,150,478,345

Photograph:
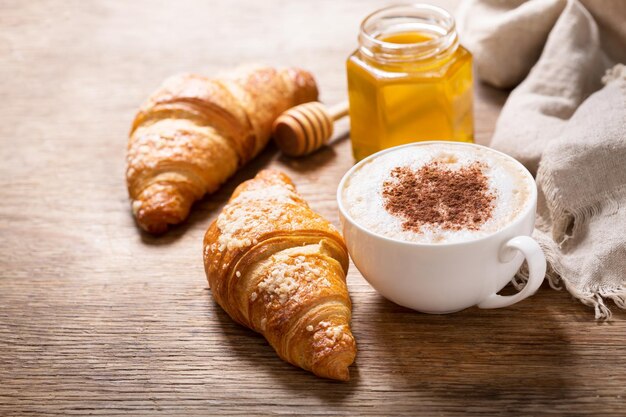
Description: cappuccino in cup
337,142,546,313
342,143,533,244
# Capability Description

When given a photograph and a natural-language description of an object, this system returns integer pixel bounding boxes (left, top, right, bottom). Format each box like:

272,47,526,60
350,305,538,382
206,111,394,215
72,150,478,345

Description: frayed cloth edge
514,179,626,320
514,248,625,321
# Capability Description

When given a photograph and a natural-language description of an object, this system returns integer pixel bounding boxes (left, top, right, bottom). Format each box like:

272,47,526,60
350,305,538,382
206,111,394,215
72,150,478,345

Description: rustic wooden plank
1,0,625,416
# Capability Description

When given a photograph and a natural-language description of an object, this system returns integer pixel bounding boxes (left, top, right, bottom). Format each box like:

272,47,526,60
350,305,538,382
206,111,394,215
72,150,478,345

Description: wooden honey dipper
272,101,349,157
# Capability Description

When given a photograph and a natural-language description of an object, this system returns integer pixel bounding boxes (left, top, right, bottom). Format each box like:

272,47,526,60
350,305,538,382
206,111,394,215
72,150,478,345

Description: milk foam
342,144,533,244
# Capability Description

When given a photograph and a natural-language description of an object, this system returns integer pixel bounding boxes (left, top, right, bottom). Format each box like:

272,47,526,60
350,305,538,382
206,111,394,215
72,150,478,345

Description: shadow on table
138,145,280,245
210,281,581,410
353,284,575,410
210,295,360,402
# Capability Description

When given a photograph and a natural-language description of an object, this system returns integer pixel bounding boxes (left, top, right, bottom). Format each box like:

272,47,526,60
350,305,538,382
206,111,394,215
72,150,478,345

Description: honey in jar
347,4,474,161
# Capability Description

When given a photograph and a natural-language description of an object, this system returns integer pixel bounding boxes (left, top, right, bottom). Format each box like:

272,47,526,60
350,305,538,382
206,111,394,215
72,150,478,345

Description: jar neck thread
358,4,459,66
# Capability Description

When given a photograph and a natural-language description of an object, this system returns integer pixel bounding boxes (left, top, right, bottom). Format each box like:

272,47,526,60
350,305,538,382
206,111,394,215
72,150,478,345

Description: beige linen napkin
458,0,626,319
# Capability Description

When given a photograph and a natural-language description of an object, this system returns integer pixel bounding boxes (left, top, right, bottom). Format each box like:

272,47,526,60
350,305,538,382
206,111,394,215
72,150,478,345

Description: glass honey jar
347,4,474,161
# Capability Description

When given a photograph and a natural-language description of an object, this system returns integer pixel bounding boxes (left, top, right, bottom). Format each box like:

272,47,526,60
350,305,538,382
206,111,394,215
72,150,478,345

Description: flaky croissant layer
203,170,356,381
126,66,318,234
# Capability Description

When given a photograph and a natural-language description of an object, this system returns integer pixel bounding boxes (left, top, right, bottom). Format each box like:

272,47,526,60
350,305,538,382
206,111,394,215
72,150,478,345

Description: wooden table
2,1,625,415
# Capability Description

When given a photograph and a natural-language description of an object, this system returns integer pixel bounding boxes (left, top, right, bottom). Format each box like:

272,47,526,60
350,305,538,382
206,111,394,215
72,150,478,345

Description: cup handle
477,236,546,309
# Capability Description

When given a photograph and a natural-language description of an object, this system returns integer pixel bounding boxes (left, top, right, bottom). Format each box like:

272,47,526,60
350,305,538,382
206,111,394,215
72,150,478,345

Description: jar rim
359,3,458,63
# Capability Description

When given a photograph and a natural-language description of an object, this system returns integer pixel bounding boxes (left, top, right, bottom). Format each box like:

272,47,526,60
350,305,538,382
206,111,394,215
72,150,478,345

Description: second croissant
203,170,357,381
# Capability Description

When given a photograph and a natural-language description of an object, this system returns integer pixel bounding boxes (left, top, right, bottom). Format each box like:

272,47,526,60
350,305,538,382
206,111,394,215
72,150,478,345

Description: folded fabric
458,0,626,319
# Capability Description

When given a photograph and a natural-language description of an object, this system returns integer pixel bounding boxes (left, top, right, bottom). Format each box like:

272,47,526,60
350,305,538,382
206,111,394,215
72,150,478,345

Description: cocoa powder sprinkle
382,161,495,233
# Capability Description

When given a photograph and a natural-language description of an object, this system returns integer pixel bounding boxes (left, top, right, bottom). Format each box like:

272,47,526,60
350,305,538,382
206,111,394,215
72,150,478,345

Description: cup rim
336,141,538,248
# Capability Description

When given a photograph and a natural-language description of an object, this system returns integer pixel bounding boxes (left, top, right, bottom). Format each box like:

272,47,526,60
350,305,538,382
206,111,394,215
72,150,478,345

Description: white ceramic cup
337,141,546,313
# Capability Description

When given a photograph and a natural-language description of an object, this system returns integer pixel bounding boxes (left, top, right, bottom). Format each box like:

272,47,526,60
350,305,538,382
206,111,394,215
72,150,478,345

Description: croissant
203,169,356,381
126,66,318,234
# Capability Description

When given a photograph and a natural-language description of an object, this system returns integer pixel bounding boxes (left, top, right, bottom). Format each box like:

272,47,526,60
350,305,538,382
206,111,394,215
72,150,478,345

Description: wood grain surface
1,1,625,415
